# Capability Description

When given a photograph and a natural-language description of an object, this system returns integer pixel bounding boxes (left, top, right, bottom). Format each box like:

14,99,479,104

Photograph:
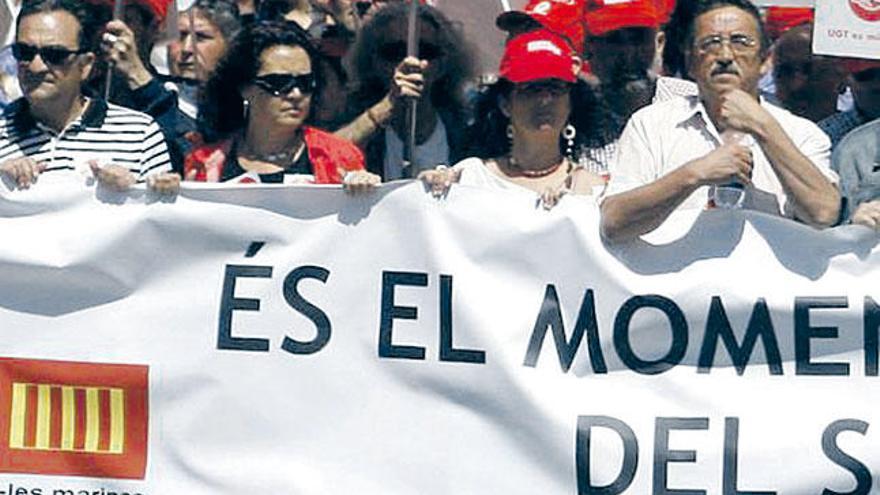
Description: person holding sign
419,30,605,209
0,0,177,193
184,21,377,189
600,0,841,242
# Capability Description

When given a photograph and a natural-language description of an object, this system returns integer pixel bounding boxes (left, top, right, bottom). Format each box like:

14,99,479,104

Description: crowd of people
1,0,879,240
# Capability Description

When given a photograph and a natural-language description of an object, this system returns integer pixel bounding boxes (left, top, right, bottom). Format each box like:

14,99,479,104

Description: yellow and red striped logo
0,358,148,479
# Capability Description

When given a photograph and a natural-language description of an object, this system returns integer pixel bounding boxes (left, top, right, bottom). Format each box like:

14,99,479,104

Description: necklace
242,140,306,166
507,155,568,178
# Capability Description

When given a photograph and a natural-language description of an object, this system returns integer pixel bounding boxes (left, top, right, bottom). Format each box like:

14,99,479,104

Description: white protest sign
0,181,878,494
814,0,880,59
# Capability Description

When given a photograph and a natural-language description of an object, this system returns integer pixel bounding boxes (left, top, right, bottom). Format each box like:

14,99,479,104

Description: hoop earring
563,124,576,158
506,123,515,140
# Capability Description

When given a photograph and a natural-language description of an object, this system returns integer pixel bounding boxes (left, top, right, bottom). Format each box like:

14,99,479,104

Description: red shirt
184,126,365,184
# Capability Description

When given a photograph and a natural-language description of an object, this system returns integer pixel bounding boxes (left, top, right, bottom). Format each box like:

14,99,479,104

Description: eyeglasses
11,43,86,66
253,73,317,96
853,68,880,83
695,34,758,55
378,41,444,62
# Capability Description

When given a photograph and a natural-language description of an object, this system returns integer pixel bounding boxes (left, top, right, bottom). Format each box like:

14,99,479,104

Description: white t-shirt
606,94,837,217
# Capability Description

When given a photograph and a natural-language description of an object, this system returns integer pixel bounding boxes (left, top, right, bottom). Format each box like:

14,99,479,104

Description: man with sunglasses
601,0,840,241
1,0,176,192
820,60,880,149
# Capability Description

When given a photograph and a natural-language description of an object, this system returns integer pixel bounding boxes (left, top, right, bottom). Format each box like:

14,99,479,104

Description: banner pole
402,0,419,178
104,0,125,101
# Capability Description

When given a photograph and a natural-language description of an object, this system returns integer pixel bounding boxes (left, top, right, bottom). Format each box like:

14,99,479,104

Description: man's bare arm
720,90,840,227
601,144,753,242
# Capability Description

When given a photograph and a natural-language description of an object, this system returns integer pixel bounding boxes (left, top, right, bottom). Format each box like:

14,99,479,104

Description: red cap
654,0,675,25
499,29,577,83
584,0,660,37
843,58,880,75
765,7,814,40
88,0,172,22
496,0,586,53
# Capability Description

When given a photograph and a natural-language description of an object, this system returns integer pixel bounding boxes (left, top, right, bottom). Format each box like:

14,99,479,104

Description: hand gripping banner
0,181,878,494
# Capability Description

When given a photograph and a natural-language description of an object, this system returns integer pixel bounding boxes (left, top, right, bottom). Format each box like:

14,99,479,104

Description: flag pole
104,0,125,101
402,0,419,178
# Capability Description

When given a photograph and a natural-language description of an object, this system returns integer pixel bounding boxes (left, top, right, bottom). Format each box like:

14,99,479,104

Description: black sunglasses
253,73,317,96
378,41,444,62
12,43,86,66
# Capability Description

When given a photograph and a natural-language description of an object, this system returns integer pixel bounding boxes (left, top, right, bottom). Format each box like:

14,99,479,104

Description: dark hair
662,0,696,77
465,79,602,160
198,20,323,140
188,0,242,43
346,3,475,117
256,0,298,21
16,0,98,51
681,0,770,58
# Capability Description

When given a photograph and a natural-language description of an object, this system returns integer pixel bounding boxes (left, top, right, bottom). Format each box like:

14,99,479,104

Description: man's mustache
711,65,740,77
19,72,50,85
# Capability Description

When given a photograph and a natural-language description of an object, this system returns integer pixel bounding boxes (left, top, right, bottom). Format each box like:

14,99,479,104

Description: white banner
813,0,880,59
1,180,879,494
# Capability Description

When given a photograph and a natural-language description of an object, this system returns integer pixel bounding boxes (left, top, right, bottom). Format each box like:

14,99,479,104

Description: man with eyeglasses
0,0,177,192
820,59,880,149
600,0,840,241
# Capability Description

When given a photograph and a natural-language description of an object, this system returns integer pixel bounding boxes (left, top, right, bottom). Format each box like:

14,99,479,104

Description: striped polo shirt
0,98,172,180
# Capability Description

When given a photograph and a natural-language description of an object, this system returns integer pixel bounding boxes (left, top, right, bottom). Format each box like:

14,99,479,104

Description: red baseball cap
654,0,675,25
584,0,660,37
499,29,578,83
843,58,880,75
765,7,814,40
497,0,586,53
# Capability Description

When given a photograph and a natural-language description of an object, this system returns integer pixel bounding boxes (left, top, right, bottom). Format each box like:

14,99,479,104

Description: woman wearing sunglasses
338,3,476,179
420,30,605,209
184,21,377,189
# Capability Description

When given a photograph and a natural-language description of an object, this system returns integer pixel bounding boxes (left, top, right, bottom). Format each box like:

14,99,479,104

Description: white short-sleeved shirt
606,95,837,217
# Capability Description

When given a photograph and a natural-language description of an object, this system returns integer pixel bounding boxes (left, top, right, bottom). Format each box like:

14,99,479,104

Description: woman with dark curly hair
336,2,476,179
184,21,378,188
420,30,606,209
